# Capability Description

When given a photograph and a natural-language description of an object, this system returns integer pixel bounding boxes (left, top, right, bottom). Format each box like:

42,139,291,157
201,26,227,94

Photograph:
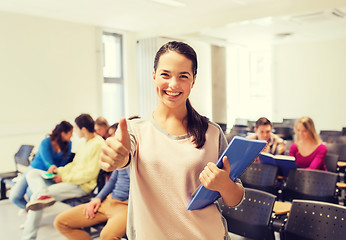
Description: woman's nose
169,76,179,88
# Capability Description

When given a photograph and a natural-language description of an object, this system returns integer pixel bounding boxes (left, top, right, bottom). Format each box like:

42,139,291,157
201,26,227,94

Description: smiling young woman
100,41,244,239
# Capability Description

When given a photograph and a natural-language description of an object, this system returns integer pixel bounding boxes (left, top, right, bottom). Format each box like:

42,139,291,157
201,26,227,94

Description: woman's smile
164,90,182,97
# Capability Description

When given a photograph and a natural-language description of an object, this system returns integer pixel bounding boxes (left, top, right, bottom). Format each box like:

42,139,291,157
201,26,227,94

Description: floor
0,198,279,240
0,199,91,240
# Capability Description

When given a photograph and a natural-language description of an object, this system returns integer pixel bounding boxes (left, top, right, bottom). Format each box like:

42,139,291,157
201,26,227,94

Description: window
102,32,124,124
226,44,272,127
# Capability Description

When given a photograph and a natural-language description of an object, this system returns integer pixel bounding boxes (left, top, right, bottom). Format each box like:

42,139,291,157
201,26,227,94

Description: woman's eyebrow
159,69,191,76
180,71,191,76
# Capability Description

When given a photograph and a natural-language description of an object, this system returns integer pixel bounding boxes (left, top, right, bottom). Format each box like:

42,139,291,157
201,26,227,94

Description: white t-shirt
126,117,239,240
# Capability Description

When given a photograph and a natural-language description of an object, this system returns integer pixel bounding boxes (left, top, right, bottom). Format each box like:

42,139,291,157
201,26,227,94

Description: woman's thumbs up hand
100,118,131,171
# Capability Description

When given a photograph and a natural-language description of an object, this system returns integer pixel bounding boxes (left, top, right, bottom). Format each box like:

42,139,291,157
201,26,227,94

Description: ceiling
0,0,346,45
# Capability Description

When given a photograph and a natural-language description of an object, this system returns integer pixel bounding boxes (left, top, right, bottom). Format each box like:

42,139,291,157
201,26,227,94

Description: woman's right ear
152,70,156,81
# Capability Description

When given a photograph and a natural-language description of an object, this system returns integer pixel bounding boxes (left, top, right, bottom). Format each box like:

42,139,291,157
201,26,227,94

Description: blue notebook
259,152,297,177
187,136,267,211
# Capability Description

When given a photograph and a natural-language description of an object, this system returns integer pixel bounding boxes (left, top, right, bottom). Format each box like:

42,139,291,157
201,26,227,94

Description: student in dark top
108,122,119,137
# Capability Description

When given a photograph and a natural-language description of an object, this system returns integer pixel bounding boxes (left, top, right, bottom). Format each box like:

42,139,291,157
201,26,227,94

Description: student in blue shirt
9,121,73,209
54,168,130,240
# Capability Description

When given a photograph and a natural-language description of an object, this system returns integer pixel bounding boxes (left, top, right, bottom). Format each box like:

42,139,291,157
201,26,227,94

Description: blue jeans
9,168,33,209
22,168,87,240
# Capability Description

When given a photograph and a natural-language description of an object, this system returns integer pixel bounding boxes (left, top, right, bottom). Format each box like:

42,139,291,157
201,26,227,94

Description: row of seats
223,120,346,143
320,129,346,143
234,161,346,239
240,163,344,204
219,187,346,240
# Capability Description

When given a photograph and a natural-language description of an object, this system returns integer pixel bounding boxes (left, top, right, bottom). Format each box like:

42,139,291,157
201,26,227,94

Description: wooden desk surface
273,201,292,215
337,182,346,188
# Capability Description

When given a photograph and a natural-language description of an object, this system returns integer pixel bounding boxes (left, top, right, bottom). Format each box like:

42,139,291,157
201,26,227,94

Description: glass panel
102,83,124,125
226,45,272,128
103,33,122,79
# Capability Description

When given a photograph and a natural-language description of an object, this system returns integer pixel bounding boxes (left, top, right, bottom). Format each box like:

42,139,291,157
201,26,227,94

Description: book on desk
259,152,296,177
187,136,267,211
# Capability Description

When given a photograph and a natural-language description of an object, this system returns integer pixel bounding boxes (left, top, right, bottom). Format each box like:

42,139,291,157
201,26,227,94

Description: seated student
289,116,327,170
95,116,110,139
54,167,130,240
9,121,73,210
21,114,104,240
108,122,119,137
248,117,285,160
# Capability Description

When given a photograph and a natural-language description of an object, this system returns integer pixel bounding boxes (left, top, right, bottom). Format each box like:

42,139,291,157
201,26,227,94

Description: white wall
0,11,103,171
273,38,346,131
123,33,139,118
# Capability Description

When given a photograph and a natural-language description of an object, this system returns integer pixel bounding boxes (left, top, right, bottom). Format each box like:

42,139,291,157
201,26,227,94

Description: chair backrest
325,142,346,161
240,162,278,195
283,140,294,155
282,118,297,128
96,169,112,193
216,122,227,132
284,200,346,240
273,127,294,140
14,145,34,168
324,153,339,172
65,152,75,165
230,125,248,137
247,121,256,132
218,188,276,240
337,135,346,144
320,130,342,143
283,168,338,203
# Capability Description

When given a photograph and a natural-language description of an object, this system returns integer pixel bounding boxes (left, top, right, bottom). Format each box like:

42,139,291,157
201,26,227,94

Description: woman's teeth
165,91,180,96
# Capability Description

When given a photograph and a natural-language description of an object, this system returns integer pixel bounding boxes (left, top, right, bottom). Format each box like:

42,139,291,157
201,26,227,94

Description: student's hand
52,174,62,183
100,118,131,171
48,165,58,174
199,156,232,192
262,143,269,152
83,198,102,219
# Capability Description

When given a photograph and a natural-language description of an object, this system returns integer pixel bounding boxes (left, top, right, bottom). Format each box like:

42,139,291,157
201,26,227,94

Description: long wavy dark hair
50,121,73,160
154,41,209,148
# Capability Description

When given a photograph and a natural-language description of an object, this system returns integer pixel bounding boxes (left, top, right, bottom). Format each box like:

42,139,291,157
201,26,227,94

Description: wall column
211,45,227,126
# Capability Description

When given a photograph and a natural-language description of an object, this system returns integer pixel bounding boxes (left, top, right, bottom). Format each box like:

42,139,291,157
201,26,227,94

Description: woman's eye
180,75,188,79
161,73,169,77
